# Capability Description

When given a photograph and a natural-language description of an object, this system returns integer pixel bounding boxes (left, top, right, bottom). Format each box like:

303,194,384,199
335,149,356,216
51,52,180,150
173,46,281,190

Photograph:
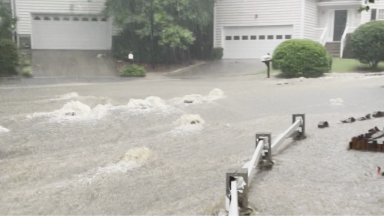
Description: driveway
166,60,267,79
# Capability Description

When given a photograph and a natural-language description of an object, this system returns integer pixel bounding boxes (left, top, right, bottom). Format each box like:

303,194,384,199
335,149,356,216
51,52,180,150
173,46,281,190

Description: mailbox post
261,53,272,78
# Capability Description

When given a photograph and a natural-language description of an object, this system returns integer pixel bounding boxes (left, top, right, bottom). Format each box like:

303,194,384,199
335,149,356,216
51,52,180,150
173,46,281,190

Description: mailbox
261,53,272,78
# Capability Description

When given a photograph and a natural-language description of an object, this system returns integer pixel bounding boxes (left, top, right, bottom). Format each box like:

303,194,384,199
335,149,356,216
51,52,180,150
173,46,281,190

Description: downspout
300,0,305,38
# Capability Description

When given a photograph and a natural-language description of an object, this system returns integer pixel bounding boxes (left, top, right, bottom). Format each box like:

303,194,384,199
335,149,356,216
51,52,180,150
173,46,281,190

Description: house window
259,35,265,40
377,9,384,20
276,35,283,39
34,16,41,20
285,35,292,39
63,17,70,21
101,18,108,22
44,17,51,20
267,35,274,40
242,36,249,40
234,36,240,40
82,17,89,21
92,18,98,21
73,17,79,21
225,36,232,40
250,35,257,40
53,17,60,21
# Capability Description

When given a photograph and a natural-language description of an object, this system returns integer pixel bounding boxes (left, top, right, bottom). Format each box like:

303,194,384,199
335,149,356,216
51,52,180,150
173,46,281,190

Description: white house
214,0,380,59
10,0,119,50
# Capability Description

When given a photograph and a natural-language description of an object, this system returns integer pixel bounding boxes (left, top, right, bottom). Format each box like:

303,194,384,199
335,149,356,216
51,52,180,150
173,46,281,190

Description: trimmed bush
342,33,355,59
0,39,18,76
21,66,32,78
272,39,332,77
120,64,146,77
210,47,223,60
351,21,384,70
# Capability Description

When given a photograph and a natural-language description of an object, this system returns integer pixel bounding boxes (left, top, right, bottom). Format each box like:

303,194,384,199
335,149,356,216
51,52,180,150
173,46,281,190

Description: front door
333,10,348,41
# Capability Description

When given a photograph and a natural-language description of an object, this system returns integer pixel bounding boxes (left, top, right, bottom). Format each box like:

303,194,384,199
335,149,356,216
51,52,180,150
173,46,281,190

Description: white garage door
32,15,112,50
223,25,293,59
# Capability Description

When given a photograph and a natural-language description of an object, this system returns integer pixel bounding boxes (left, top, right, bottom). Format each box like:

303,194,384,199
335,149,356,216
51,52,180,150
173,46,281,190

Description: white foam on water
330,98,344,106
27,100,112,122
170,88,226,106
79,147,153,185
50,92,80,101
170,114,206,135
112,96,177,114
0,125,10,133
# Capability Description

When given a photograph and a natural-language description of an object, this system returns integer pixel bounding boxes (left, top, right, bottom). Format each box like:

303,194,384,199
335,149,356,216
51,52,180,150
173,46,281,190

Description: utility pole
150,0,155,69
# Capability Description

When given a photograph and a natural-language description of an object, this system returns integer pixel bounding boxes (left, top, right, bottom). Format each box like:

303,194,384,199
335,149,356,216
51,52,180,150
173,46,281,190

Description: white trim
317,1,362,7
213,3,217,47
300,0,305,38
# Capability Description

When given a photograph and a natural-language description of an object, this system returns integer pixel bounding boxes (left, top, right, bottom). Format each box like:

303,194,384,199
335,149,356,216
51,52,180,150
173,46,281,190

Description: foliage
272,39,332,78
342,33,355,59
105,0,214,66
21,66,32,77
210,47,223,60
0,39,17,76
351,21,384,70
0,0,17,39
359,0,375,12
120,64,146,77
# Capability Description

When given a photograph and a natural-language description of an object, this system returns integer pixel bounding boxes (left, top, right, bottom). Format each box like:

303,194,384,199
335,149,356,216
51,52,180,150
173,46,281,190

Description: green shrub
120,64,146,77
210,47,223,60
342,33,355,59
351,21,384,70
0,39,18,76
21,66,32,78
272,39,331,77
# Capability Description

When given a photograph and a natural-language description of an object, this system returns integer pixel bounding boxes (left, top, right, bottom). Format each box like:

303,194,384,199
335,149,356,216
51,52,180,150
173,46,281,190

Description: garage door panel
223,25,293,59
32,15,111,50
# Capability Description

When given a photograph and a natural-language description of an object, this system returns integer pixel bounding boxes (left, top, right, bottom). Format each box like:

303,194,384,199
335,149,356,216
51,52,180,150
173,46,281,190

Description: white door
223,25,294,59
31,15,112,50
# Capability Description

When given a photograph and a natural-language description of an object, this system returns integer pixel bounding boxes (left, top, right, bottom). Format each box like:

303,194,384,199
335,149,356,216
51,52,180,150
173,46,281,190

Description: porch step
325,42,341,57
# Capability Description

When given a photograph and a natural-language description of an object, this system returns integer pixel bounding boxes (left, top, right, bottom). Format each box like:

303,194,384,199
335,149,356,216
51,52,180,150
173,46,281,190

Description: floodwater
1,72,384,215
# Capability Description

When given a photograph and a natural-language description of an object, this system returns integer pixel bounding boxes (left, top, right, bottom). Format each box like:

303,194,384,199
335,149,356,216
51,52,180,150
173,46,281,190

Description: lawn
261,58,384,74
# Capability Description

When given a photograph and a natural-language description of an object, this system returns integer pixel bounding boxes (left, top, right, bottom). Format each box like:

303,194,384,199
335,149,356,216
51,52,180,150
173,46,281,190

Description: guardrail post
293,114,305,135
226,168,248,210
256,133,273,167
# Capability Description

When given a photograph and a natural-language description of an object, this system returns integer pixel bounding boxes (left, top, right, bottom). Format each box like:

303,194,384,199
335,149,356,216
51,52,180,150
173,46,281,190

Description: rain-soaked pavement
1,66,384,215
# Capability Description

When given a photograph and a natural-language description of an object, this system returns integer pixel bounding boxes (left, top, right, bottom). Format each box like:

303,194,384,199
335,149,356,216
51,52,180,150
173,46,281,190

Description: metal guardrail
225,114,305,215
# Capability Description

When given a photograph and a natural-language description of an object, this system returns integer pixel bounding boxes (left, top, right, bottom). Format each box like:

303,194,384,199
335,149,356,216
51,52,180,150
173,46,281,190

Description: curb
166,62,207,75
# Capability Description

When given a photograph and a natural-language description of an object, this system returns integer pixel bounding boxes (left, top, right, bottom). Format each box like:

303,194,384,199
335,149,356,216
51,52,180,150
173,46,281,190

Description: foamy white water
27,100,112,122
170,88,226,106
112,96,178,114
330,98,344,105
170,114,206,135
0,125,9,133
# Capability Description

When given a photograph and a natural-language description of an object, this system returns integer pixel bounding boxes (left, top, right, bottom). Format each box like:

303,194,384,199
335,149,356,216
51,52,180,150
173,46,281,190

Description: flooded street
1,72,384,215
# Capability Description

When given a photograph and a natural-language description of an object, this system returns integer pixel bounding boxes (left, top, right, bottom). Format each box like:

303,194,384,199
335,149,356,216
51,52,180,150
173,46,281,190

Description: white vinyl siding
361,1,384,24
214,0,302,48
15,0,119,36
304,0,318,40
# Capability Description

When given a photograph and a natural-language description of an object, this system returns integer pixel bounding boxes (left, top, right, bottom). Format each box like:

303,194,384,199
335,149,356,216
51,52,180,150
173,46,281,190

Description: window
259,35,265,40
101,18,108,22
92,18,98,21
242,36,249,40
267,35,274,40
285,35,292,39
34,16,41,20
73,17,79,21
276,35,283,39
63,17,70,21
378,9,384,20
250,35,257,40
225,36,232,40
44,17,51,21
82,17,89,21
53,17,60,21
234,36,240,40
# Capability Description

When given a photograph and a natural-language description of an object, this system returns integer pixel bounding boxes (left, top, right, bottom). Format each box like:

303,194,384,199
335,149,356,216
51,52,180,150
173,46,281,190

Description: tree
104,0,214,67
359,0,376,12
0,0,17,39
